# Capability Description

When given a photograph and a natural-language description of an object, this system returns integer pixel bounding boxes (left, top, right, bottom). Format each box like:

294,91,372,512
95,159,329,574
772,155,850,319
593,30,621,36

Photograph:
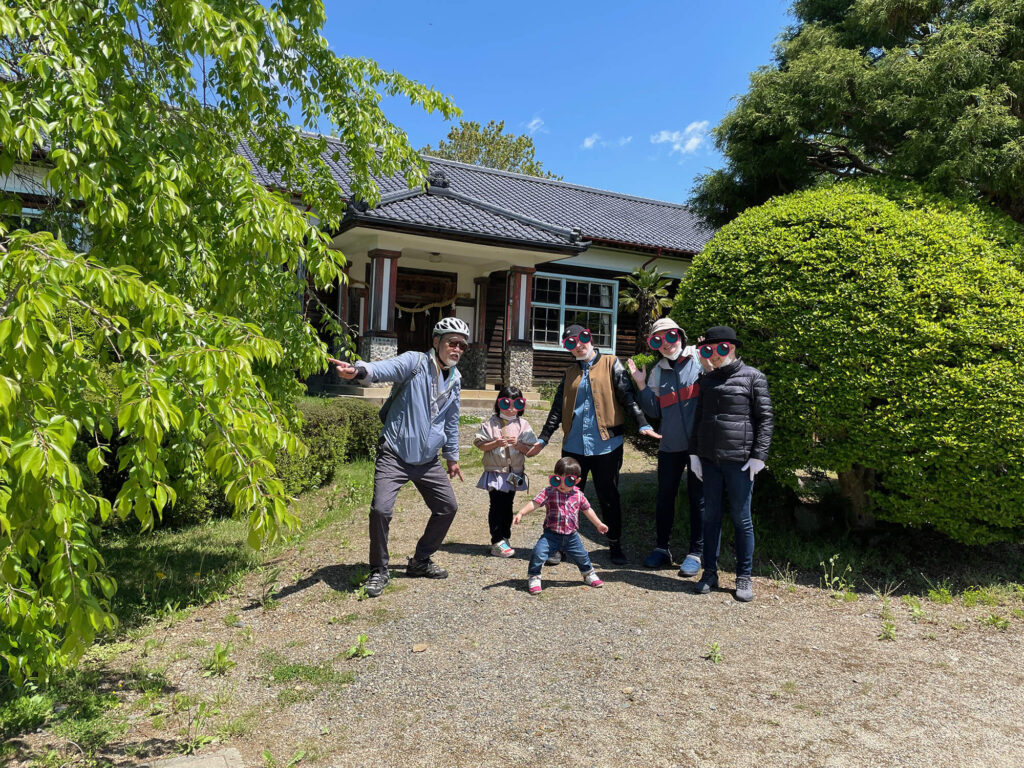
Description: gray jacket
355,351,461,465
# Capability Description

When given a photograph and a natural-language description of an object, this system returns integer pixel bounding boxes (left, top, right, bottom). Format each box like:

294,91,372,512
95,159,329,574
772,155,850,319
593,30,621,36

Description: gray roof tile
239,135,714,253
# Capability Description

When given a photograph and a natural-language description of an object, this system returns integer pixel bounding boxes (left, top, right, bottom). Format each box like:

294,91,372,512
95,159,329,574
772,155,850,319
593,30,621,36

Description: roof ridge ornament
427,168,450,189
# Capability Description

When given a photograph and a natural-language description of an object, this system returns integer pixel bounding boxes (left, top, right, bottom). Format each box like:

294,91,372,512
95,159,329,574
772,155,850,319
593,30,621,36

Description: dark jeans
528,530,595,576
700,459,755,578
368,444,458,569
655,450,705,555
488,489,515,544
562,446,624,541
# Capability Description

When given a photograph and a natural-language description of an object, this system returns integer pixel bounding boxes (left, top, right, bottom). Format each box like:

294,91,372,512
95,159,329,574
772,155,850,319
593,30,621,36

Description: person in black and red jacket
688,326,773,602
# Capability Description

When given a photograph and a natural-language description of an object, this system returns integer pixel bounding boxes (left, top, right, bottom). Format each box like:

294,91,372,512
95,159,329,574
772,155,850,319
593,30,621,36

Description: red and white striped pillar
506,265,535,343
366,249,401,333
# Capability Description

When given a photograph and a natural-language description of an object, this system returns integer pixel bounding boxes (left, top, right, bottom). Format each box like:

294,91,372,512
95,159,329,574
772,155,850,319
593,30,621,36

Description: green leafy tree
421,119,562,179
690,1,1024,227
0,0,456,683
673,180,1024,544
618,266,674,354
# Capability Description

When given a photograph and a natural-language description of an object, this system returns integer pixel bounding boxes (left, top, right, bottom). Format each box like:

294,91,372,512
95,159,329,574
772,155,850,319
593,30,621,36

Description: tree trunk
837,464,876,529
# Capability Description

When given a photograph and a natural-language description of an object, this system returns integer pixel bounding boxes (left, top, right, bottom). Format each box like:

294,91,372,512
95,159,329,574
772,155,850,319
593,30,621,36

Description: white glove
689,454,703,481
741,458,765,481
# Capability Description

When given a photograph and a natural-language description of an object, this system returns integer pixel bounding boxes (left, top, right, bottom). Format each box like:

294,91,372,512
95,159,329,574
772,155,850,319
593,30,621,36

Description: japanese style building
242,136,715,391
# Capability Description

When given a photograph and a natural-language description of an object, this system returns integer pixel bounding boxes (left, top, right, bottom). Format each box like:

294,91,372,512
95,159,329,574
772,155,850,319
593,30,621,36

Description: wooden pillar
506,265,535,343
473,276,489,345
337,265,350,331
366,248,401,333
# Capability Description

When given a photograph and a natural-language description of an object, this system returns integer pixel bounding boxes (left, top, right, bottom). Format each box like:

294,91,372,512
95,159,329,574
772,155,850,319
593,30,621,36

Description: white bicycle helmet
432,316,471,340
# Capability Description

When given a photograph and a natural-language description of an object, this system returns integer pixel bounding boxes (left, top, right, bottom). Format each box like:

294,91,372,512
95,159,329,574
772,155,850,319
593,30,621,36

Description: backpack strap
378,352,429,424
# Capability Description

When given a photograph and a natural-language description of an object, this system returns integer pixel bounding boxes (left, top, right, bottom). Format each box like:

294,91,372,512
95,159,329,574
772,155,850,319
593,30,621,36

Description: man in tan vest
532,324,660,564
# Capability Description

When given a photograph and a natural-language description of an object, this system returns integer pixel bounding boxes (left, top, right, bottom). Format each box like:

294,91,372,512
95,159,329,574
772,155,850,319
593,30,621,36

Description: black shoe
608,541,627,565
694,571,719,594
544,550,563,566
406,557,448,579
364,568,390,598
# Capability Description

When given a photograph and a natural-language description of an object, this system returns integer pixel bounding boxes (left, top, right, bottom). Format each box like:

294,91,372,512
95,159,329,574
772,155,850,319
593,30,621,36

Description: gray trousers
369,443,458,569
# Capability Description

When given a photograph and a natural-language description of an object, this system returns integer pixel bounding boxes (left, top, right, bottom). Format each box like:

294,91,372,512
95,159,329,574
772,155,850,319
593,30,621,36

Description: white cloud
526,116,546,135
580,134,632,150
650,121,710,155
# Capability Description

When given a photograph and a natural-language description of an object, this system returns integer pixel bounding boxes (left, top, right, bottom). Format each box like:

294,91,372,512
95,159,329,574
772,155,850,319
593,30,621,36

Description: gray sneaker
694,571,719,594
735,575,754,602
364,568,390,598
406,557,448,579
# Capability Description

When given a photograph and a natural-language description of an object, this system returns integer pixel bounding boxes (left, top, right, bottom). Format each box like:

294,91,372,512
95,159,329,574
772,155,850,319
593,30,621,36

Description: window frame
531,272,618,354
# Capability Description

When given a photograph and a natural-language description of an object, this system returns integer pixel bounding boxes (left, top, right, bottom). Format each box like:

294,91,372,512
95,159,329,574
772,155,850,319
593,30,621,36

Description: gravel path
38,418,1024,768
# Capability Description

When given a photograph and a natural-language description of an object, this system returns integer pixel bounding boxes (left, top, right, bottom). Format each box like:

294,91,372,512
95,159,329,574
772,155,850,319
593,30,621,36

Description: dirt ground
11,419,1024,768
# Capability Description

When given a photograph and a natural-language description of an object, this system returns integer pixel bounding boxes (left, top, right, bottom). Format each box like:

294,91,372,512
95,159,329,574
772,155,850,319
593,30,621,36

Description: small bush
274,397,380,496
630,352,657,372
535,379,559,403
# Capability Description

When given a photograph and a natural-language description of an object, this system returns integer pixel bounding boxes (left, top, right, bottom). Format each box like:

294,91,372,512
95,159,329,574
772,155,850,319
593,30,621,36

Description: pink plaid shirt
531,487,591,534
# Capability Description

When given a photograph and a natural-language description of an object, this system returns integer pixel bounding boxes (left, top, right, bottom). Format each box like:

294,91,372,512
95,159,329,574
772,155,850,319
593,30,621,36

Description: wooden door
394,269,458,353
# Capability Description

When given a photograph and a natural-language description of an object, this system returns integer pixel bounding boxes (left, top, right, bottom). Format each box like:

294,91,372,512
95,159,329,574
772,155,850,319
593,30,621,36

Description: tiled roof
359,191,583,250
239,135,714,254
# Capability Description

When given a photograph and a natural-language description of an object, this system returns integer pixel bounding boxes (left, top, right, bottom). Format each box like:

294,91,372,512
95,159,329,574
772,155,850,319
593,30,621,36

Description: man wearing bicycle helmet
330,316,470,597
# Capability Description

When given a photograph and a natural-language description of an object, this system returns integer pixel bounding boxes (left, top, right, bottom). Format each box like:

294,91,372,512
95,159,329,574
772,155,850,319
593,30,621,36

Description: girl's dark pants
488,489,516,544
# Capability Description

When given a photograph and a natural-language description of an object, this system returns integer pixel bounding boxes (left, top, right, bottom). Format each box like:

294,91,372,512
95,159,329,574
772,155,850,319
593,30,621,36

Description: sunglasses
562,329,592,350
699,342,733,359
549,474,580,488
647,329,680,350
444,338,469,351
497,397,527,411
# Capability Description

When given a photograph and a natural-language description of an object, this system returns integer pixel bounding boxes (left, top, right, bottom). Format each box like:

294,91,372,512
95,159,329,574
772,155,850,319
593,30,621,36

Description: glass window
531,306,561,345
534,276,561,305
531,273,618,353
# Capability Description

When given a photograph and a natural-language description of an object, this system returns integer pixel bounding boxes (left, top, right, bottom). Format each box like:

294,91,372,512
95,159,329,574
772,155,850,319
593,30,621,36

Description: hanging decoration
393,293,471,332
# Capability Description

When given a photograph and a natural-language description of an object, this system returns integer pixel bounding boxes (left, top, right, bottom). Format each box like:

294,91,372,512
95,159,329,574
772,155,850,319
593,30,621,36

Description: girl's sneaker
490,539,515,558
583,570,604,588
527,575,542,595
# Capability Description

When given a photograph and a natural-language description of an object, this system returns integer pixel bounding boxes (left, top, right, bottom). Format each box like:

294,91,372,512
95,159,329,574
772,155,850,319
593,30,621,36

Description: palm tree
618,266,675,354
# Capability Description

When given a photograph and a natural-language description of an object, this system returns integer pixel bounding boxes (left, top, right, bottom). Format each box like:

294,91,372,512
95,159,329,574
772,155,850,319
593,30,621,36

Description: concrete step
320,384,547,410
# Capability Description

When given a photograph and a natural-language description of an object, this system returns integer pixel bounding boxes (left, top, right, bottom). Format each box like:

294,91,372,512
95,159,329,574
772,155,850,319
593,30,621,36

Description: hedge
672,179,1024,545
273,396,380,497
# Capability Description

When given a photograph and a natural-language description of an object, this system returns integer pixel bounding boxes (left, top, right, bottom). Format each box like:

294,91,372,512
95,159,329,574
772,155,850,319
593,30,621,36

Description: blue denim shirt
354,350,460,465
562,354,624,456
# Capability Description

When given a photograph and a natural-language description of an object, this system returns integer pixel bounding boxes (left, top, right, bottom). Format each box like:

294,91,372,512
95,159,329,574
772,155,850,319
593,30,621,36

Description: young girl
474,386,537,557
513,456,608,594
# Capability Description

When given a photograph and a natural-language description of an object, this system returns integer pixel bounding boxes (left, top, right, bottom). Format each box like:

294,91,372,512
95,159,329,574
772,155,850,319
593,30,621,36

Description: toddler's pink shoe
584,570,604,588
527,575,542,595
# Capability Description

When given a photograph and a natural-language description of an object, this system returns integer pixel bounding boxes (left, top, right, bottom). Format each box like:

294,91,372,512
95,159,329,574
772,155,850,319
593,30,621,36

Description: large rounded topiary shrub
673,180,1024,544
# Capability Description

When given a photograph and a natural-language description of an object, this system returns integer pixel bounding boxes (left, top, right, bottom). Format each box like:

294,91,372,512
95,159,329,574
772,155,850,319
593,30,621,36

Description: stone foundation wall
357,334,398,388
458,344,488,390
501,342,533,392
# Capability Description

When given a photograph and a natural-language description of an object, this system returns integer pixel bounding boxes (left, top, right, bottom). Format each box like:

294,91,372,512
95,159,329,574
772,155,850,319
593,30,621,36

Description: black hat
562,324,586,340
702,325,741,347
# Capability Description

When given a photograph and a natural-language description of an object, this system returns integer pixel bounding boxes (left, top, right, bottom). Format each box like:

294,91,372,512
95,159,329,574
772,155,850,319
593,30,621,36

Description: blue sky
317,1,794,204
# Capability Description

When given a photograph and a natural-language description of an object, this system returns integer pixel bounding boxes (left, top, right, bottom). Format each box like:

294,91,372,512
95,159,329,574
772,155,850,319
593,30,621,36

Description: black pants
488,489,516,544
655,450,705,555
562,446,624,541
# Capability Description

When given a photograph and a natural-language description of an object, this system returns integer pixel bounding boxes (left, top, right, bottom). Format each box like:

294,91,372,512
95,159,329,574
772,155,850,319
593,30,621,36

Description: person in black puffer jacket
687,326,773,602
